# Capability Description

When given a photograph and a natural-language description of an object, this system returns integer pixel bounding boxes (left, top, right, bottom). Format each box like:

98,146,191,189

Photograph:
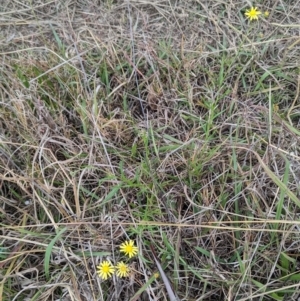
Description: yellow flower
154,272,160,279
116,262,130,277
97,261,115,280
264,11,269,17
245,7,262,21
120,240,138,258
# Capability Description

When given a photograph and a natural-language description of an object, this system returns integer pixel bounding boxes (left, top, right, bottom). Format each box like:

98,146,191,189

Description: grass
1,1,300,300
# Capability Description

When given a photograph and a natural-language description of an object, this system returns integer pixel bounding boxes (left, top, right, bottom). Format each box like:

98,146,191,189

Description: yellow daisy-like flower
97,261,115,280
120,240,138,258
116,262,130,277
245,7,262,21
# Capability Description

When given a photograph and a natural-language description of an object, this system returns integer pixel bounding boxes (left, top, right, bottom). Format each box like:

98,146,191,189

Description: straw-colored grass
1,1,300,300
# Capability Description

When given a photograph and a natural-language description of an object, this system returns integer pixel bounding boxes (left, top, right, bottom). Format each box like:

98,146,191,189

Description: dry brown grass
1,1,300,300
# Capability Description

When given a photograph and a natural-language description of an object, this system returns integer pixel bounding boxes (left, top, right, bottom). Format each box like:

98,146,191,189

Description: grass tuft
1,1,300,300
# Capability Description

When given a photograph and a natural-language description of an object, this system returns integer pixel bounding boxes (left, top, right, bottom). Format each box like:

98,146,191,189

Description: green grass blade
44,227,68,280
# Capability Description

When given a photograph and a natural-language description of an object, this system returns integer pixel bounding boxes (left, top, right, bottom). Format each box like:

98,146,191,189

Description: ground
0,1,300,300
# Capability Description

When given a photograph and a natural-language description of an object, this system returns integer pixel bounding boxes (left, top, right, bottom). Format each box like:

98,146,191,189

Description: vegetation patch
0,1,300,300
